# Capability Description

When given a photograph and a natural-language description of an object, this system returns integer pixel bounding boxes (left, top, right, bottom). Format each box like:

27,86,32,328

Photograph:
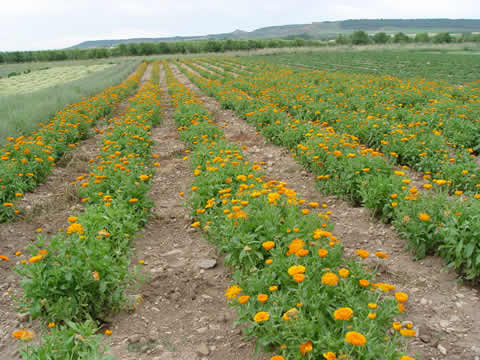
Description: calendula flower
418,213,430,221
0,255,9,261
400,356,415,360
238,295,250,304
293,273,305,283
253,312,270,322
67,223,84,234
262,241,275,250
129,198,138,203
345,331,367,346
191,221,200,228
375,251,388,259
282,307,299,321
104,329,112,335
318,248,328,257
67,216,78,223
368,312,377,319
323,352,338,360
92,271,100,281
257,294,268,303
12,329,35,342
333,307,353,321
48,322,55,328
321,272,339,286
225,285,242,299
395,292,409,303
356,249,369,259
299,340,313,356
28,255,43,263
400,329,416,337
288,265,306,276
338,268,349,278
393,322,402,330
269,285,278,291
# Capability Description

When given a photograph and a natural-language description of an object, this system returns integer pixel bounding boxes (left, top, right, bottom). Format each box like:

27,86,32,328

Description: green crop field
0,63,115,95
256,49,480,84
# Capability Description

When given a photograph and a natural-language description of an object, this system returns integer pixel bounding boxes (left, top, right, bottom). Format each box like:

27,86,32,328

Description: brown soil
107,67,263,360
169,62,480,360
0,64,152,359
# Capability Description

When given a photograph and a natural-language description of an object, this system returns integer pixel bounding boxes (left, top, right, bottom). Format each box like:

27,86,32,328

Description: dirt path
169,62,480,360
0,64,152,359
107,67,263,360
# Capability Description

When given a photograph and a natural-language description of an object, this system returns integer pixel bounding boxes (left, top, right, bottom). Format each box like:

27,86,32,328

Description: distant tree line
340,19,480,31
0,38,325,64
336,31,480,45
2,33,479,64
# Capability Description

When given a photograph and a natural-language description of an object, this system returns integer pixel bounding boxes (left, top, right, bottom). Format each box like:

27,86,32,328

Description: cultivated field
0,50,479,360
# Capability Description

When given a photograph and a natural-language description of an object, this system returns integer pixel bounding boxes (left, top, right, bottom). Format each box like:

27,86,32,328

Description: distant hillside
71,19,480,49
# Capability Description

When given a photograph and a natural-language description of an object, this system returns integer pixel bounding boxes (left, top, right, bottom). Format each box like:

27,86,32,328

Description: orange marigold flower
299,340,313,356
191,221,200,228
400,329,416,337
282,307,299,321
104,329,113,335
400,356,415,360
321,272,339,286
269,285,278,291
48,322,55,328
418,213,430,222
262,241,275,250
288,265,306,276
317,248,328,257
67,223,84,234
257,294,268,303
356,249,369,259
338,268,349,278
293,273,305,283
368,303,377,309
225,285,242,299
375,251,388,259
238,295,250,304
67,216,78,223
333,307,353,321
345,331,367,346
393,322,402,330
395,292,409,303
359,279,370,287
270,356,285,360
368,312,376,319
28,255,43,263
92,271,100,281
253,312,269,322
129,198,138,203
12,329,35,342
0,255,9,261
323,352,338,360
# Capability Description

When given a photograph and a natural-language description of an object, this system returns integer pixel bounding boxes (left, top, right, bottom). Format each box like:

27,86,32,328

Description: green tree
414,33,430,43
393,32,410,43
351,30,370,45
433,32,453,43
373,32,390,44
335,34,349,45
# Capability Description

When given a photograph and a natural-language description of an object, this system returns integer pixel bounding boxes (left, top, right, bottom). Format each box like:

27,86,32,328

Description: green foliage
393,32,410,43
373,32,390,44
351,30,371,45
414,33,430,43
20,321,113,360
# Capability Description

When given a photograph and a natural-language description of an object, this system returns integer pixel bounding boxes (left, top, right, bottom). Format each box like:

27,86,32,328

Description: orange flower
257,294,268,303
253,312,270,322
288,265,306,276
92,271,100,281
48,322,55,328
104,329,113,335
238,295,250,304
28,255,43,263
392,322,402,330
338,268,349,278
359,279,370,287
299,340,313,356
0,255,9,261
318,248,328,257
345,331,366,346
323,353,338,360
282,307,299,321
418,213,430,222
225,285,242,299
129,198,138,203
12,329,35,341
368,312,376,319
67,216,78,223
400,329,416,337
321,272,339,286
270,356,285,360
375,251,388,259
395,292,409,303
293,273,305,283
356,249,369,259
333,307,353,321
262,241,275,250
400,356,415,360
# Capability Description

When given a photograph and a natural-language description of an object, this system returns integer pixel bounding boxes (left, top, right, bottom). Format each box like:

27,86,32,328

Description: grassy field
0,59,141,139
0,63,116,95
255,47,480,84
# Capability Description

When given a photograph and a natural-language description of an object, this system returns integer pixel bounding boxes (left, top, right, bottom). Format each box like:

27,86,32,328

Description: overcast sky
1,0,479,51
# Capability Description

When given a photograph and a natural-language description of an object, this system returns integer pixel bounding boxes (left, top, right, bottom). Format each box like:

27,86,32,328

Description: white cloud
1,0,479,51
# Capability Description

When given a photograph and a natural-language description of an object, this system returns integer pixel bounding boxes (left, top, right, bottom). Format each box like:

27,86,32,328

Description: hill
71,19,480,49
